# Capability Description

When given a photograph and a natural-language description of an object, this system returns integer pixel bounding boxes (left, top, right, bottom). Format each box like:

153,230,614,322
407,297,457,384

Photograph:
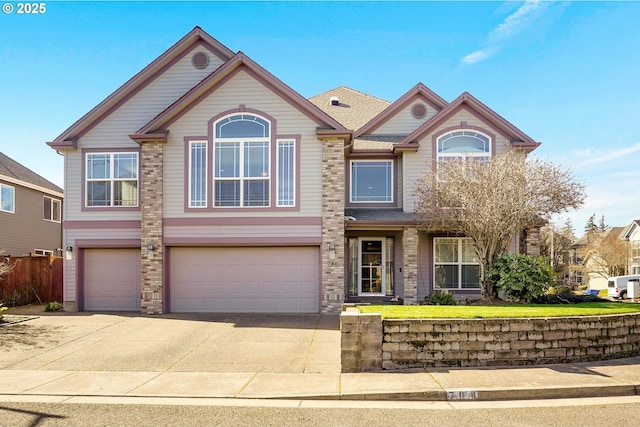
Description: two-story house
622,220,640,275
47,27,540,314
0,152,63,256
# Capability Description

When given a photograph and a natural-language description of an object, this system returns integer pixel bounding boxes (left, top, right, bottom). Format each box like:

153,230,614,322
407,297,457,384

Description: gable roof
355,83,448,137
401,92,540,150
131,51,347,138
47,26,235,150
308,87,390,131
621,220,640,240
0,152,63,196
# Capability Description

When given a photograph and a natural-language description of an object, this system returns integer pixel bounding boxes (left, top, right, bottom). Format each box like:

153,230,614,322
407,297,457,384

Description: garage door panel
170,247,320,313
85,249,141,311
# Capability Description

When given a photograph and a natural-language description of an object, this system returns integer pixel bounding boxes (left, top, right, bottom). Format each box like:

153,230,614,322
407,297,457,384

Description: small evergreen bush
488,253,555,303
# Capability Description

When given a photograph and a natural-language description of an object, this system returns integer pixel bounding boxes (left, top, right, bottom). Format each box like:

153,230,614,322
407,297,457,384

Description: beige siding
375,103,438,135
164,70,323,218
64,47,224,222
164,224,321,240
402,108,512,213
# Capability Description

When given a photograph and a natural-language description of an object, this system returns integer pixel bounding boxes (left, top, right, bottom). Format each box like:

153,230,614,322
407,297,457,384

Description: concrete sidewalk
2,311,640,402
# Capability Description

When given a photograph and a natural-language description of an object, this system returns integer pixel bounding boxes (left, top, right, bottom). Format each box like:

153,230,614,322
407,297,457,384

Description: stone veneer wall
140,141,164,315
402,227,419,305
321,137,346,314
341,309,640,372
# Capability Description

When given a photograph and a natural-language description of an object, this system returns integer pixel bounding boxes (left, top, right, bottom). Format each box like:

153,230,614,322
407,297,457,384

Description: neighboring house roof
309,86,390,131
47,26,235,149
401,92,540,150
130,51,348,140
0,152,63,197
355,82,448,137
621,220,640,240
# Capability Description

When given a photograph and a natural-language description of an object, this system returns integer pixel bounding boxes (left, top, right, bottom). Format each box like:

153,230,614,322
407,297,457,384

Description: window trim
82,149,141,211
433,237,480,290
348,158,395,206
276,138,296,207
43,196,61,223
436,130,492,162
0,183,15,213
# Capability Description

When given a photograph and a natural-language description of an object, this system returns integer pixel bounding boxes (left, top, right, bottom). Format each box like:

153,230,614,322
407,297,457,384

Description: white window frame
276,139,296,207
433,237,480,290
0,183,15,213
33,249,53,256
188,140,208,208
350,160,394,204
85,152,139,207
437,130,491,163
43,196,61,223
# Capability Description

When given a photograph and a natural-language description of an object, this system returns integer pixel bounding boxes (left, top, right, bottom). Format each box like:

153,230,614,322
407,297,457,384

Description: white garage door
170,247,320,313
85,248,141,311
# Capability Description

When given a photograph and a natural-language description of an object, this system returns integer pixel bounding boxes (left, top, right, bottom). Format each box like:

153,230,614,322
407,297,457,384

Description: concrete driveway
0,311,341,374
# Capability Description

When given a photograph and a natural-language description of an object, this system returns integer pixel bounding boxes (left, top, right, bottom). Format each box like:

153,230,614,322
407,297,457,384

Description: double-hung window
0,184,14,213
437,131,491,163
350,160,393,203
43,196,61,222
434,238,480,289
86,152,138,207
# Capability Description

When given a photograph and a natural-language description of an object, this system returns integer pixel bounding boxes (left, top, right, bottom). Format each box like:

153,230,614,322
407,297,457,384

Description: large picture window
434,238,480,289
350,160,393,203
214,114,270,207
0,184,14,213
86,152,138,207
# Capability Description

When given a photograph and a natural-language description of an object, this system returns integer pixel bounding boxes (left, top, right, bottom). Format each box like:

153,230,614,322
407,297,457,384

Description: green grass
357,302,640,319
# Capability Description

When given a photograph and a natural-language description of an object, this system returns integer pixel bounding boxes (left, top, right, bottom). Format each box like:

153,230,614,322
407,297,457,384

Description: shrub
44,301,63,312
423,290,457,305
0,303,7,321
488,253,555,303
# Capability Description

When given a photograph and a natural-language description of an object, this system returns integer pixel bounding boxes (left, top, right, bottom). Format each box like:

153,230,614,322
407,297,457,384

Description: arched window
437,130,491,163
213,114,271,207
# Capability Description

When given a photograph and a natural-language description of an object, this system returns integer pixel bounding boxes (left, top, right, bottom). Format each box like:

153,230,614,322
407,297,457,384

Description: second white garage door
170,247,320,313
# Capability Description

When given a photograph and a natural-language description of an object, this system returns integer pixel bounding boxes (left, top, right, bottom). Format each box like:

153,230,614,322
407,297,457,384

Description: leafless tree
413,149,586,300
0,250,11,278
572,229,627,280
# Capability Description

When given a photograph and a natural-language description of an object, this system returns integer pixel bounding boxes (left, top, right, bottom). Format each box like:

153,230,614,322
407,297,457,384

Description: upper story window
350,160,393,203
214,114,270,207
85,152,138,207
0,183,14,213
437,130,491,163
43,196,61,222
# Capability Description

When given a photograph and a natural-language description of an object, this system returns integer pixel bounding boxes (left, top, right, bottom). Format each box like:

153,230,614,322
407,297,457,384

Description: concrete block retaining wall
340,309,640,372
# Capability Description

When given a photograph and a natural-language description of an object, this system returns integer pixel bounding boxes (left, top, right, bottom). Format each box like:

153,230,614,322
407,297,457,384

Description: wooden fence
0,255,63,306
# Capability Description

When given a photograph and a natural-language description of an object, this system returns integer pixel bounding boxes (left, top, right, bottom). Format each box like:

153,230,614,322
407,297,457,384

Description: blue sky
1,1,638,234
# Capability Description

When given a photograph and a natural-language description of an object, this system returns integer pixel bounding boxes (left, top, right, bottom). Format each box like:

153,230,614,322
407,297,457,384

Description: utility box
628,281,640,300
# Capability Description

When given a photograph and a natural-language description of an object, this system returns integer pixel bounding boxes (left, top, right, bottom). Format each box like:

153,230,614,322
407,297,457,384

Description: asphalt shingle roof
0,152,63,194
309,86,390,131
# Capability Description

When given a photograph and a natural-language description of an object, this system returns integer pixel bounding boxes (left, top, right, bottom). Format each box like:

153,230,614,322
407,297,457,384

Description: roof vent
192,52,209,70
411,103,427,119
330,96,340,106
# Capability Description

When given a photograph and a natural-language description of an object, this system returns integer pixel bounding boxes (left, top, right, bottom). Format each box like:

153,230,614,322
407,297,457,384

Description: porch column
402,226,419,305
320,136,346,314
139,139,165,315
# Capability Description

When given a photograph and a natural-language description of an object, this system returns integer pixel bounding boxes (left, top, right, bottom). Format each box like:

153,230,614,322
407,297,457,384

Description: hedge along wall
340,309,640,372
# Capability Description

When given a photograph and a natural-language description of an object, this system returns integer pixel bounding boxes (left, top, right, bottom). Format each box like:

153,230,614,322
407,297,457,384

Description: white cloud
576,142,640,168
460,0,553,66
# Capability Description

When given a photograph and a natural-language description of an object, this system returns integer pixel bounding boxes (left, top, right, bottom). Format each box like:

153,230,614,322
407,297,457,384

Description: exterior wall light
146,244,156,251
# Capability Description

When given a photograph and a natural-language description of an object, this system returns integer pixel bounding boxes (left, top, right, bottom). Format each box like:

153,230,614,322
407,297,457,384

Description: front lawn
357,302,640,319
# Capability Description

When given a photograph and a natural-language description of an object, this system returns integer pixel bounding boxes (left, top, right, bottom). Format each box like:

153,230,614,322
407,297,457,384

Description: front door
360,239,385,295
